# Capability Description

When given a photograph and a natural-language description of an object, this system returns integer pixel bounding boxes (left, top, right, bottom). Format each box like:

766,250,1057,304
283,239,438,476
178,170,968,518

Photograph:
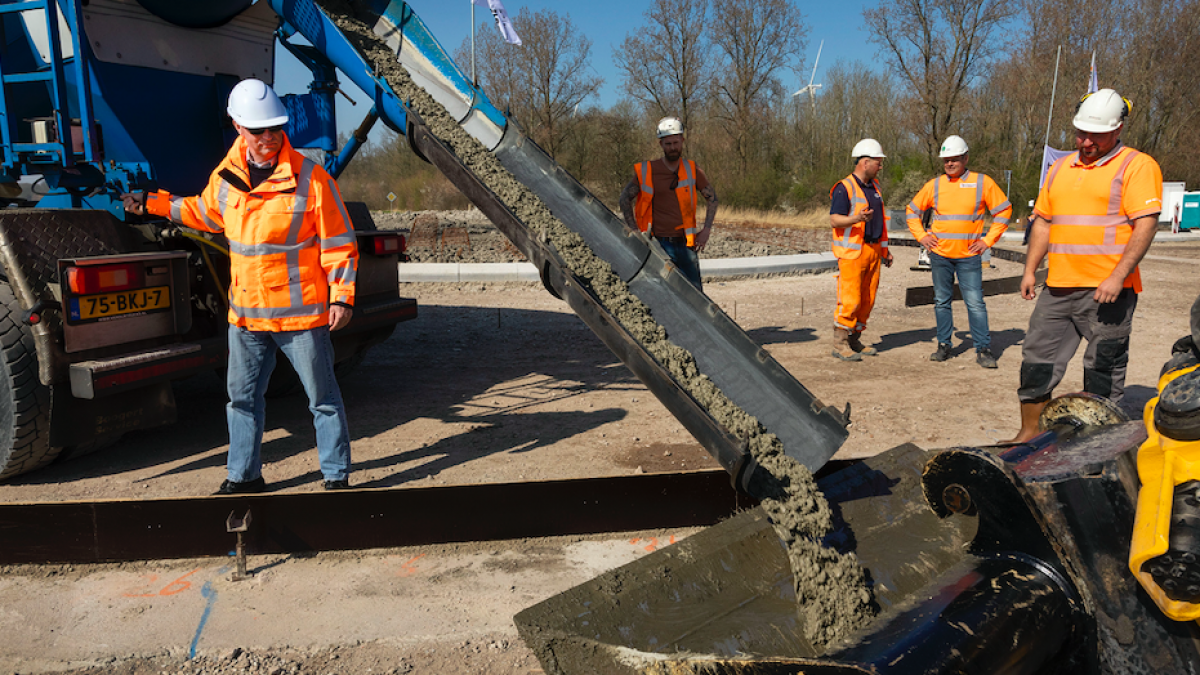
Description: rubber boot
1004,400,1047,444
832,327,863,362
848,331,878,356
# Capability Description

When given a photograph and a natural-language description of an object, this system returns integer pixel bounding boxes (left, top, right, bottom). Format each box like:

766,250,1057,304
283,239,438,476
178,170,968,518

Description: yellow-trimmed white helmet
1073,88,1130,133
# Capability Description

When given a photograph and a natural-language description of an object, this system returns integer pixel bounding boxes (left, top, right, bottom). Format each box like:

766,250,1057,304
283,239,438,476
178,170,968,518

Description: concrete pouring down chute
301,0,874,649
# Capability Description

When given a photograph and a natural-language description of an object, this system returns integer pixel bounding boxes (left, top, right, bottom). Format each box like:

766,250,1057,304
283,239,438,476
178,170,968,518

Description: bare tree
458,9,603,158
864,0,1016,168
613,0,711,130
980,0,1200,197
709,0,807,172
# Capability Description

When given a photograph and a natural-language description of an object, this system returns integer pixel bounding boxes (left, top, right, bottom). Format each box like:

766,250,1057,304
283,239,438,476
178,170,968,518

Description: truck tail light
66,263,144,294
371,234,405,255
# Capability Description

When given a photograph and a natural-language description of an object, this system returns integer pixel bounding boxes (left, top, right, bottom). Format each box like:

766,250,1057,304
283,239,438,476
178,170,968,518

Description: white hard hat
851,138,885,159
656,116,684,139
938,135,969,158
1073,88,1129,133
227,78,288,128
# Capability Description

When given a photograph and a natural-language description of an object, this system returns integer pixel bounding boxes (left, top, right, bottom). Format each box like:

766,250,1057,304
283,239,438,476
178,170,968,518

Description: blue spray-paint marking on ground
189,580,218,659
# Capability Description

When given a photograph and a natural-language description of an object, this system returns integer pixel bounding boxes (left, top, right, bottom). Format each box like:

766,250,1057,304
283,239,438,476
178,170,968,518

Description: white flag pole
1043,45,1061,149
470,0,476,85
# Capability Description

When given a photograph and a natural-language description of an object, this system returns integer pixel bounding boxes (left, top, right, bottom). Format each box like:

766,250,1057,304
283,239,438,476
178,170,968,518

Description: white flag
473,0,522,45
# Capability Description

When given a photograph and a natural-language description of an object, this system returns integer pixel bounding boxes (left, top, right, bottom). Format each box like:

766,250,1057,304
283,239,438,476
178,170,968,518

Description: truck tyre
0,281,57,480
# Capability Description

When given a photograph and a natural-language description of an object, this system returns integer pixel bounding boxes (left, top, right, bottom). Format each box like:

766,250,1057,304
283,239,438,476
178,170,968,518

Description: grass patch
711,205,830,230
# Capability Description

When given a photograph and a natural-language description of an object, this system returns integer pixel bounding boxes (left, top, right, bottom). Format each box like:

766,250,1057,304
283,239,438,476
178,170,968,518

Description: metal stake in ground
226,510,252,581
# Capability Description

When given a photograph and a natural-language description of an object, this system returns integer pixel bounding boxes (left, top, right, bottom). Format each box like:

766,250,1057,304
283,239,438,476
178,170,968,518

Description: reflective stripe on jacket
634,159,698,247
830,175,889,260
1036,145,1163,291
905,171,1012,258
146,135,357,332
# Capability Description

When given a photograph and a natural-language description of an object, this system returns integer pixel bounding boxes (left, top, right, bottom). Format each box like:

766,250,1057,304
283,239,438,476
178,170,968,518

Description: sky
274,0,875,144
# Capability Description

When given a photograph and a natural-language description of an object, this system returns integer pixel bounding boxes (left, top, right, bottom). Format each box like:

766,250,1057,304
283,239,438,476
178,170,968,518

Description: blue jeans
930,252,990,351
226,325,351,482
656,237,702,290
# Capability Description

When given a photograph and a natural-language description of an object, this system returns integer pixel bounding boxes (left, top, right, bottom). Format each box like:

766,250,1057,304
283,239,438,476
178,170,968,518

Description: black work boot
848,331,878,356
930,343,952,362
214,476,267,495
976,349,998,369
323,479,351,490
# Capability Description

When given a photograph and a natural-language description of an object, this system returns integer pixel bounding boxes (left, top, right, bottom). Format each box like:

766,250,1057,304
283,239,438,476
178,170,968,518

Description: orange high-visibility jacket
1034,144,1163,292
905,171,1011,258
634,159,698,247
830,175,889,260
146,136,357,332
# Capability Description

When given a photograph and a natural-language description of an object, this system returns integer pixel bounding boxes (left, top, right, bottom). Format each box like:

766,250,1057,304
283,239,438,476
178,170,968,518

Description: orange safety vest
146,135,357,332
905,171,1011,258
1039,145,1162,291
830,175,889,260
634,159,698,247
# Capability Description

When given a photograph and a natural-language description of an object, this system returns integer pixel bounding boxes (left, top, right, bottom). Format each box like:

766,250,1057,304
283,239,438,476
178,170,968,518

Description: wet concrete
513,445,975,673
317,0,872,650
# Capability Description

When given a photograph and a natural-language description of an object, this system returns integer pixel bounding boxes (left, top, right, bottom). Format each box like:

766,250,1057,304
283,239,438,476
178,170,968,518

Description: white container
1162,181,1186,224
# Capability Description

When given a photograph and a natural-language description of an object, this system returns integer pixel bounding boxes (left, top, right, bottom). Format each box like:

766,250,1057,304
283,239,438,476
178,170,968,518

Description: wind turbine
792,40,823,114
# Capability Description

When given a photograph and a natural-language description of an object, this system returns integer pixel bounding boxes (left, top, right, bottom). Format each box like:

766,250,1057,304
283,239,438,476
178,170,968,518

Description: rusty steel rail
0,470,757,565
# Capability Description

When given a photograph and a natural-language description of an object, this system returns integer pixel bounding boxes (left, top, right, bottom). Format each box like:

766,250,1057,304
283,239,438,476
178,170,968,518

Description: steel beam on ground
0,470,756,565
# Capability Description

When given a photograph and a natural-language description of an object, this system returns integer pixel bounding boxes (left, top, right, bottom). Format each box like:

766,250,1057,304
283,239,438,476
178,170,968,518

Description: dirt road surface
1,234,1198,674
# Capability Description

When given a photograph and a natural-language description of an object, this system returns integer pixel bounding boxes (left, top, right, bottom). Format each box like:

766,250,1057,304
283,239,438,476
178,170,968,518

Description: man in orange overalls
829,139,893,361
1008,89,1163,442
123,79,359,493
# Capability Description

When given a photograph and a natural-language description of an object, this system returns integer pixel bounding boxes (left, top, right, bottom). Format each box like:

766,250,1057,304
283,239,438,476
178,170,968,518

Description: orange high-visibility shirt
147,136,358,332
1034,144,1162,291
906,170,1011,258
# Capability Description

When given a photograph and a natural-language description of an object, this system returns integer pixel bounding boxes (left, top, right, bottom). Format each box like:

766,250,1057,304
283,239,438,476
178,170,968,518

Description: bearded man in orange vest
1008,89,1163,443
829,139,893,361
122,79,358,493
906,135,1012,369
619,116,718,290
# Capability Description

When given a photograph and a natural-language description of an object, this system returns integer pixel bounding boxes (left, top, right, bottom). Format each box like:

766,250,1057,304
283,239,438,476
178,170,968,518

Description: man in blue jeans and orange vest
620,116,719,290
1008,88,1163,443
906,135,1012,369
829,139,893,361
122,79,358,493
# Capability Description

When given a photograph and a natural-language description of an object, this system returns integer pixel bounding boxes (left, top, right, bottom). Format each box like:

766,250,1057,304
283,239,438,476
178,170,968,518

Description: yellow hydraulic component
1130,359,1200,621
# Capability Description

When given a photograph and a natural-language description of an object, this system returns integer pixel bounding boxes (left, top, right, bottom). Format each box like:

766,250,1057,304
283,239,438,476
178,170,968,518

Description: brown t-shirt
637,159,710,238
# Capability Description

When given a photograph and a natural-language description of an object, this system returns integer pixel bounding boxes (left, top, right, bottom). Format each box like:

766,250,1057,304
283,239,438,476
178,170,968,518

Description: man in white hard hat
121,78,359,493
906,135,1012,368
619,116,718,290
1008,88,1163,443
828,139,893,361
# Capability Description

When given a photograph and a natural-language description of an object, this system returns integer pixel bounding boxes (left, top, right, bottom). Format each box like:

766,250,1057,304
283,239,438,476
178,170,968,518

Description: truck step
69,338,225,399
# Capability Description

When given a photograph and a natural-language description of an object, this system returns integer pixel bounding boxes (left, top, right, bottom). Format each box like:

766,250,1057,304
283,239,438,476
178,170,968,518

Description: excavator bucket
517,423,1200,674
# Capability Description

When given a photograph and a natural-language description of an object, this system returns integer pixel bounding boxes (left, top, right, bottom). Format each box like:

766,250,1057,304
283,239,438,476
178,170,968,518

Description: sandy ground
2,232,1199,673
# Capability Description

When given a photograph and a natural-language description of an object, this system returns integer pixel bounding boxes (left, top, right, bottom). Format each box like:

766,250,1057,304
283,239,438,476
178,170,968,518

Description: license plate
69,286,171,322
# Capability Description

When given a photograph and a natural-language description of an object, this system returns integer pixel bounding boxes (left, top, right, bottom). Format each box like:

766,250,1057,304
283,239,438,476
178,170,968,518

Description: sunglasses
245,125,284,136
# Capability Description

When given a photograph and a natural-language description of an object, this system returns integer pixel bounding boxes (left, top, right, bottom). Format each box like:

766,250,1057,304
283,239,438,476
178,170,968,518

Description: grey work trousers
1018,287,1138,405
